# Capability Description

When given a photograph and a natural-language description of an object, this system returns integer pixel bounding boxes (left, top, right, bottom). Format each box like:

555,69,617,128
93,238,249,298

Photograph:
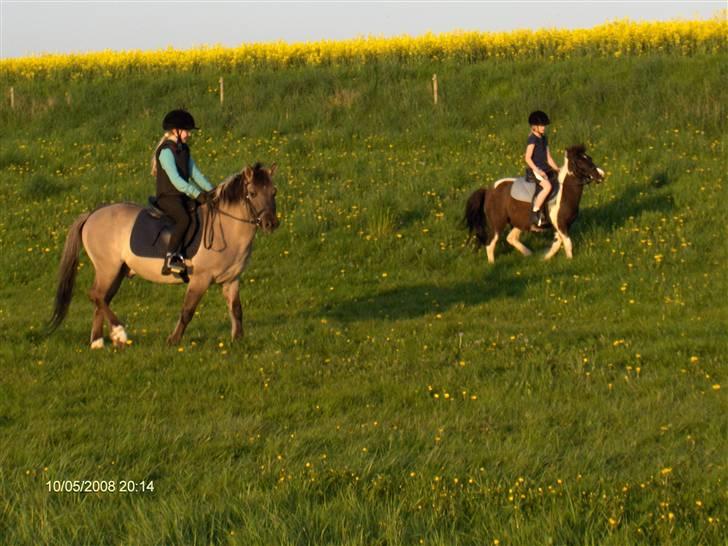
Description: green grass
0,53,726,545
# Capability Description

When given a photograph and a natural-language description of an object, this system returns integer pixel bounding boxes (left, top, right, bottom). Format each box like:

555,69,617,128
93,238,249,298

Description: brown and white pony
464,145,604,263
48,163,278,347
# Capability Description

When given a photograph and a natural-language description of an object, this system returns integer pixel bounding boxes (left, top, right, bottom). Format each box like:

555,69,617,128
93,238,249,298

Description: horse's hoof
90,338,105,350
110,325,129,347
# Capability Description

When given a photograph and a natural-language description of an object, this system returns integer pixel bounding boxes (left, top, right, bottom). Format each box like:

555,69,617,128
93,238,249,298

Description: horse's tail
464,188,488,246
48,212,91,333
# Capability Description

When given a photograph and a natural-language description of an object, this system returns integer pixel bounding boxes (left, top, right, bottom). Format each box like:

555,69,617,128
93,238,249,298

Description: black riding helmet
163,109,198,131
528,110,550,126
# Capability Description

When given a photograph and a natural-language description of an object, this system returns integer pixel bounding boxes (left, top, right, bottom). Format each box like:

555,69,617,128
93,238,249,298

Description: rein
202,191,262,250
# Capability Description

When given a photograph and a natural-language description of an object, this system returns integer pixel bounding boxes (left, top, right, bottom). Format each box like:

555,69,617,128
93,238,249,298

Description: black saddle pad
129,207,203,260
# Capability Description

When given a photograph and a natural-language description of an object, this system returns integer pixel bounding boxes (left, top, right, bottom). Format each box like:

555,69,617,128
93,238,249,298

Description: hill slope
0,50,726,544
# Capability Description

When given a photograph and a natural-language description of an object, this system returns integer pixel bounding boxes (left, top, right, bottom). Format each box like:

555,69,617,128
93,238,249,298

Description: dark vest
156,140,191,197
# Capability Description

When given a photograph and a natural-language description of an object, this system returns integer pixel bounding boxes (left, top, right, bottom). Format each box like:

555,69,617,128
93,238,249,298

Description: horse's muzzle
260,214,280,233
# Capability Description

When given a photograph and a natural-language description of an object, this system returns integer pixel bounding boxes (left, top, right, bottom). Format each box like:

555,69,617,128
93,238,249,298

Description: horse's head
214,163,280,232
240,163,279,232
566,145,605,184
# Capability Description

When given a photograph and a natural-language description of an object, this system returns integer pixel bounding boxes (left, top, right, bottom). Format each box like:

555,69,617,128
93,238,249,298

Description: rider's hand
196,191,211,204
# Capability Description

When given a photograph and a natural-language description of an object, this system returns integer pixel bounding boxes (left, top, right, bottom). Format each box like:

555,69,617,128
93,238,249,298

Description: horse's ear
242,166,254,184
269,163,277,177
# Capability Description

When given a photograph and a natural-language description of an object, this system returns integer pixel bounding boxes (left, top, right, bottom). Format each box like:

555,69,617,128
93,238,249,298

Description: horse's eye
249,190,257,198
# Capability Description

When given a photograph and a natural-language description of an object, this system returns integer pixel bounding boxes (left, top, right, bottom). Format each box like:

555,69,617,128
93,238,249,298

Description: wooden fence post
219,77,224,105
9,87,14,109
432,74,438,105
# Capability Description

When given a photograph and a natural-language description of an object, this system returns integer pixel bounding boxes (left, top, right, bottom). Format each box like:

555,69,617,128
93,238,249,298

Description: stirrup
163,253,186,275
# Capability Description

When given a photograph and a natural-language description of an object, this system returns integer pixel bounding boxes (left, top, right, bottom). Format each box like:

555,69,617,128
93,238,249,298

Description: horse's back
82,203,143,263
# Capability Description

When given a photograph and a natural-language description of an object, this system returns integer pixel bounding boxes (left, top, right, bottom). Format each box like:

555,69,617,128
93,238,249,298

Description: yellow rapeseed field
1,18,726,78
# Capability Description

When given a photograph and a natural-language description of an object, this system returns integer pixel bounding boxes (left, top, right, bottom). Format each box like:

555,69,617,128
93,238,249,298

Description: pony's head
218,163,279,232
566,145,605,184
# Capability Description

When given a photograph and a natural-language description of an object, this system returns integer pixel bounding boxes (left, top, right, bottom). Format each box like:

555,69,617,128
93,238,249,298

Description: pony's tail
464,188,488,246
47,212,91,334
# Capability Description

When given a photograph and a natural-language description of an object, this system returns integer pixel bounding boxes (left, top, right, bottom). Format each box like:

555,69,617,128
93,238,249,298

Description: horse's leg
485,232,499,264
167,277,211,345
543,232,563,260
90,308,105,349
222,279,243,341
484,189,509,264
506,228,532,257
106,265,130,346
88,265,128,348
551,215,574,260
562,230,574,259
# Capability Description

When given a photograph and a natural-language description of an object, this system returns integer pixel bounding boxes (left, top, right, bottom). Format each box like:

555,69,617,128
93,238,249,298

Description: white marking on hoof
90,338,105,350
110,325,128,346
597,167,605,177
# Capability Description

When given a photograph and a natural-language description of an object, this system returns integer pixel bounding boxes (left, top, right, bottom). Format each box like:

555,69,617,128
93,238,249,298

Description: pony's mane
568,144,587,156
216,162,268,205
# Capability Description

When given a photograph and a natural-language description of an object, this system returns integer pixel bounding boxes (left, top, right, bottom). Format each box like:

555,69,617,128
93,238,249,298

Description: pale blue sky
1,1,723,59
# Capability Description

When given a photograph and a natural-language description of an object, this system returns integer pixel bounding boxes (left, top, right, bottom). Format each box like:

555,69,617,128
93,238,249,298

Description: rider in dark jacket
152,110,214,275
524,110,560,228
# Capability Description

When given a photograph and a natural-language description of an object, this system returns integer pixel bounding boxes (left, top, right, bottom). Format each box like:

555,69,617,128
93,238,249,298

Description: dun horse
465,145,604,263
48,163,278,347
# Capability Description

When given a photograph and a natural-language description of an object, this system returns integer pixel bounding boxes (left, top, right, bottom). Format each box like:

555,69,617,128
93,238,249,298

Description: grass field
0,43,726,545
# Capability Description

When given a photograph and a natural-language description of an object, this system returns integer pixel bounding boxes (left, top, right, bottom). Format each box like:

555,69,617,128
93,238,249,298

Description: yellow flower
3,20,724,77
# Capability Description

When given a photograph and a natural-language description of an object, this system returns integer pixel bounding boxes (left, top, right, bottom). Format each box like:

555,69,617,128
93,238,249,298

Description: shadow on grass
581,176,676,233
321,267,534,323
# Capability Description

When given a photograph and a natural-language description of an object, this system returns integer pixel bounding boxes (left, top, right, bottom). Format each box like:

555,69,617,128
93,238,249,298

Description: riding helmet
163,109,198,131
528,110,551,126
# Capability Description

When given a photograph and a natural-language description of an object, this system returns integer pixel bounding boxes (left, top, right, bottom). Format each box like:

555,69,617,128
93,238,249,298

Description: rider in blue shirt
151,109,214,275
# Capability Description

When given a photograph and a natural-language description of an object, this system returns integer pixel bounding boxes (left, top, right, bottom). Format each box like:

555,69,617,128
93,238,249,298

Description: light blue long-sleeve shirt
158,148,213,198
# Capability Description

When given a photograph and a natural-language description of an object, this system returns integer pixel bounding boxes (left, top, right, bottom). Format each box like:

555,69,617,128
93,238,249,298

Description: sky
0,1,723,59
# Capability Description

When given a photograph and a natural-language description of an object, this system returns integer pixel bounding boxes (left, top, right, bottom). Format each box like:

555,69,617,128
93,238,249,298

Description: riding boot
538,209,552,228
530,210,541,227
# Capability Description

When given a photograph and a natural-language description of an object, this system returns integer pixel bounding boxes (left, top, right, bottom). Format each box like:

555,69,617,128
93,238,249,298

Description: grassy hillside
0,49,726,544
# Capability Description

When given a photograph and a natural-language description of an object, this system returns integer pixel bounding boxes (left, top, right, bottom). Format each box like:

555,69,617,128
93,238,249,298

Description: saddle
129,197,203,260
509,177,559,205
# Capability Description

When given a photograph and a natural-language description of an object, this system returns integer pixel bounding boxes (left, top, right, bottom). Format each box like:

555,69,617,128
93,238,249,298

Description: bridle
562,162,603,187
202,180,272,250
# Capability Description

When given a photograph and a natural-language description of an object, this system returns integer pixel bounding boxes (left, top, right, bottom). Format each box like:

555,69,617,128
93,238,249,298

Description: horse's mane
568,144,587,156
215,162,268,205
